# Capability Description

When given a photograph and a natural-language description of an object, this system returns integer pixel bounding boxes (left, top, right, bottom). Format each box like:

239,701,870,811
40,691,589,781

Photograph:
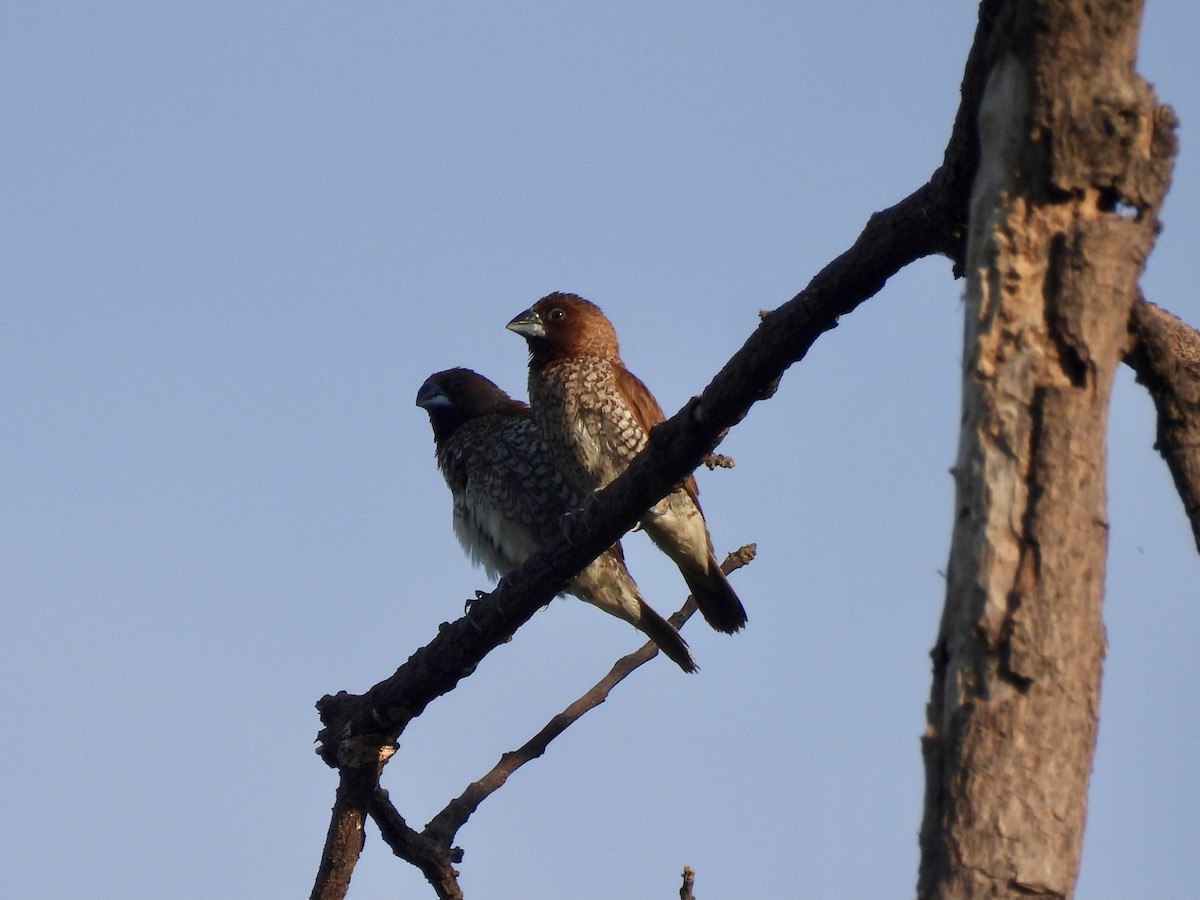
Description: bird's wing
612,364,701,500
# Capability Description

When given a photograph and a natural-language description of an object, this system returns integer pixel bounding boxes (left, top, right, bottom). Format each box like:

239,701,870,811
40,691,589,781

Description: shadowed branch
364,547,755,899
310,1,1196,894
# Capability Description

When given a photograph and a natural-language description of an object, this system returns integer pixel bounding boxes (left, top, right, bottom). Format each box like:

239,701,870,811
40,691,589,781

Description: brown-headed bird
506,293,748,634
416,367,697,672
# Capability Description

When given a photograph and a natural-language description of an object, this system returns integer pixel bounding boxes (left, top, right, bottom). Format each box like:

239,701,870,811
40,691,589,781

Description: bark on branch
362,548,756,899
1125,297,1200,553
310,182,962,898
309,171,959,896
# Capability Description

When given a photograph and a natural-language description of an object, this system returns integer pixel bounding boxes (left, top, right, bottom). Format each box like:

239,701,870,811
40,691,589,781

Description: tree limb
364,548,756,899
314,157,962,768
680,866,696,900
309,1,998,890
427,546,756,845
369,789,464,900
309,167,957,894
1125,297,1200,554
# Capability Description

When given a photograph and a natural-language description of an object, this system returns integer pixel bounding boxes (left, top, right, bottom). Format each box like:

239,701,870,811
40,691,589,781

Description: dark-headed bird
416,367,697,672
506,293,748,634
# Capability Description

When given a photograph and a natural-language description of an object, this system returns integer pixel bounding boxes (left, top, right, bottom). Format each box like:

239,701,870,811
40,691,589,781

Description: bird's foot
462,589,491,631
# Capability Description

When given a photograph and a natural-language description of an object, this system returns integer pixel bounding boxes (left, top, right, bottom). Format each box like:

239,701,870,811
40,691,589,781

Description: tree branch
309,168,957,893
314,157,961,768
1125,297,1200,554
425,546,757,846
359,548,756,900
369,789,464,900
308,4,1048,896
680,866,696,900
310,740,395,900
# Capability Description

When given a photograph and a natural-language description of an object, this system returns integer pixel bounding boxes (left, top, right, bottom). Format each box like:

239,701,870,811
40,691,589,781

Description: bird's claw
462,590,490,630
645,497,668,519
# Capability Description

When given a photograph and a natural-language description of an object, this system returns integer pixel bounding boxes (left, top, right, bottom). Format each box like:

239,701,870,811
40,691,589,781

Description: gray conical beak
506,307,545,339
415,379,451,409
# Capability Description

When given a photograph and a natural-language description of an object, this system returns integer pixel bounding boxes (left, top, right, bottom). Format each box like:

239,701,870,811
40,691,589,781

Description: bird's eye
548,308,566,322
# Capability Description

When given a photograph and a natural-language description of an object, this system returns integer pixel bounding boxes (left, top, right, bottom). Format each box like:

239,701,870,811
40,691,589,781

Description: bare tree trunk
919,2,1176,898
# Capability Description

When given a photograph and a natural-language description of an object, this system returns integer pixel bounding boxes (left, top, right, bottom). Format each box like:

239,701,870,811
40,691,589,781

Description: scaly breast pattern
533,356,649,495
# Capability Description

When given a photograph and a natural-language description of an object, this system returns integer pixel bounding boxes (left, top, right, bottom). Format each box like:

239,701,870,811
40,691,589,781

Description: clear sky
3,3,1197,898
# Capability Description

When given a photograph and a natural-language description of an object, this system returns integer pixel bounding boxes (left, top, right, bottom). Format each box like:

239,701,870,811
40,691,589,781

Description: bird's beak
506,307,545,339
415,379,451,409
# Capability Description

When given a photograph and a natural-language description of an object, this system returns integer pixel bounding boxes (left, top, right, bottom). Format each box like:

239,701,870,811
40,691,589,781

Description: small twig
702,452,735,469
369,789,464,900
424,546,756,845
366,548,756,895
680,866,696,900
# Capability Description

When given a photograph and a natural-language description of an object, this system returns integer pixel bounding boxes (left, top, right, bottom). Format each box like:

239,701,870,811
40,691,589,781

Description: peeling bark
919,2,1176,898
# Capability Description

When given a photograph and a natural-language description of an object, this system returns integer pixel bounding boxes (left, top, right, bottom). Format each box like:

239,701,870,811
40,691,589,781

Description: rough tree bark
919,2,1176,898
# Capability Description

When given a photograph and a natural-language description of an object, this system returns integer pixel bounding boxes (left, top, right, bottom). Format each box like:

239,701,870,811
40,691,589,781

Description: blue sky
3,4,1197,898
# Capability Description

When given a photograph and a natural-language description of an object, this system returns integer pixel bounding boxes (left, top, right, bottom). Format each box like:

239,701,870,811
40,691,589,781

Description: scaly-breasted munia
507,293,747,634
417,367,697,671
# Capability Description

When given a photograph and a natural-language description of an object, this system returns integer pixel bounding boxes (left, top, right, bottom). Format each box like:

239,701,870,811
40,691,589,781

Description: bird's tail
571,554,698,673
631,598,697,673
677,558,748,634
640,494,748,634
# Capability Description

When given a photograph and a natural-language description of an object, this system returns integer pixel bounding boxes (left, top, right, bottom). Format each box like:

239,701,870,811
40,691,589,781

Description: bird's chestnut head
506,292,620,365
417,367,528,442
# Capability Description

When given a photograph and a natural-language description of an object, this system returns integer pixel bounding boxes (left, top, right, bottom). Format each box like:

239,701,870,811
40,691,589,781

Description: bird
416,367,697,672
506,292,748,634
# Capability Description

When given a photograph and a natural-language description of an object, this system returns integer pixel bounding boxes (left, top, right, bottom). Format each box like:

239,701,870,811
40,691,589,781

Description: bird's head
416,368,528,442
506,292,620,366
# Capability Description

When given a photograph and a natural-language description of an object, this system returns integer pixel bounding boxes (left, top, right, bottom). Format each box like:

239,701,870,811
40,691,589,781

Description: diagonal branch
310,72,976,900
310,4,1012,896
425,546,757,846
310,166,954,893
313,0,1017,755
366,548,755,900
312,186,964,773
309,179,960,900
369,789,464,900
